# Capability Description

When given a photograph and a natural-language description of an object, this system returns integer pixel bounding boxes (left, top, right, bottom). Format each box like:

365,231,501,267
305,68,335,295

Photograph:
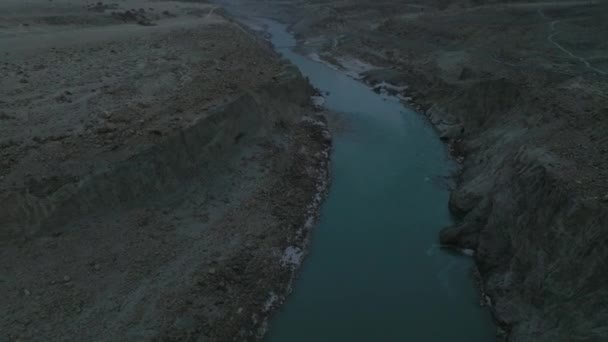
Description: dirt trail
538,7,607,75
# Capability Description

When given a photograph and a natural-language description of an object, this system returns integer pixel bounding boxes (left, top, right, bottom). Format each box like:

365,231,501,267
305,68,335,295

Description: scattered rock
162,10,175,17
55,94,72,103
137,19,156,26
111,10,156,26
96,124,116,134
87,2,119,12
148,129,162,136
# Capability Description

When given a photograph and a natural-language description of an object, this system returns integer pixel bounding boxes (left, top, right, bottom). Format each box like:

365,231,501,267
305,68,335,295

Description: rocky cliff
435,76,608,341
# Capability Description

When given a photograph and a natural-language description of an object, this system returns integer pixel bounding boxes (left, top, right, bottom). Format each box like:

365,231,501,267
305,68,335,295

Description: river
233,13,495,341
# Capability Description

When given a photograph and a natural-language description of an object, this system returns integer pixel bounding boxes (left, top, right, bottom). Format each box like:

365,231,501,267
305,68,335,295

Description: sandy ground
1,0,332,340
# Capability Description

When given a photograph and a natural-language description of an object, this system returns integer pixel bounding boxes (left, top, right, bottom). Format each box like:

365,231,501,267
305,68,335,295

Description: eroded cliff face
433,76,608,341
0,65,333,341
0,65,313,238
446,143,608,340
0,3,333,338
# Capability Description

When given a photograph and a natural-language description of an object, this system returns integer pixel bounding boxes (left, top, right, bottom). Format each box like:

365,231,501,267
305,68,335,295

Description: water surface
251,18,495,342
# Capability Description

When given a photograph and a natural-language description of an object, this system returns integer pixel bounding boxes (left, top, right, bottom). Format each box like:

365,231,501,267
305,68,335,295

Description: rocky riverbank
0,1,331,340
221,0,608,340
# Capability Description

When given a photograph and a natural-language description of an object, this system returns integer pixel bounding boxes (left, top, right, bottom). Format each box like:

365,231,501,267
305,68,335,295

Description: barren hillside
0,1,331,340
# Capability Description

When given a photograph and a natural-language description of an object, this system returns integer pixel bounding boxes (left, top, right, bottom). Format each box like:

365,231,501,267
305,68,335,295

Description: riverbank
0,1,331,340
220,0,608,340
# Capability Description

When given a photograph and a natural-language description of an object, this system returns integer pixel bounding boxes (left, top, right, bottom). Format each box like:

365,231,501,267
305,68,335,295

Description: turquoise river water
244,17,495,342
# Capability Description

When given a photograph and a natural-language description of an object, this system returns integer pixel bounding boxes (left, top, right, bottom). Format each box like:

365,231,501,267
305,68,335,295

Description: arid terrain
3,0,608,340
1,0,331,340
223,0,608,341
